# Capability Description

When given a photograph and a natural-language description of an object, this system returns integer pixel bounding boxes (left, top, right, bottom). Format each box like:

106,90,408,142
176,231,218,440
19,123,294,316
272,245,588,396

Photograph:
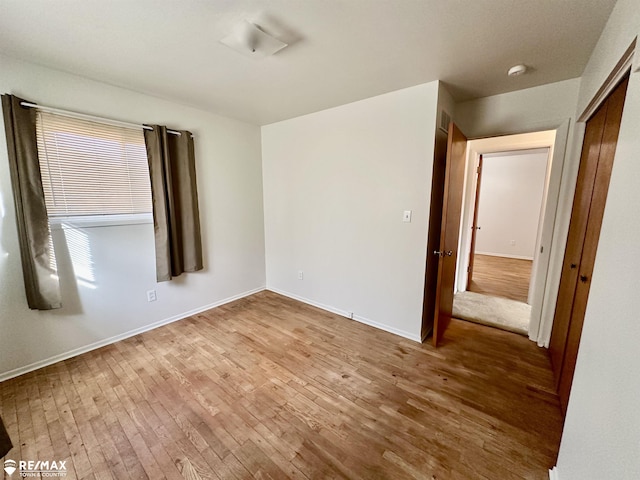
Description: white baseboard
475,251,534,261
267,287,422,343
0,286,266,382
549,466,560,480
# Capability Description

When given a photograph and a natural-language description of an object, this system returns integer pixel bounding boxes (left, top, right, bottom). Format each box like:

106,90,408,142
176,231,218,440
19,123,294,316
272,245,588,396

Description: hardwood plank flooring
0,291,562,479
469,254,533,303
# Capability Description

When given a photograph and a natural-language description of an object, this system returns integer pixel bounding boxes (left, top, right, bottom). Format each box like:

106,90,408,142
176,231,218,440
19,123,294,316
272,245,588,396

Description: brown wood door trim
467,155,483,289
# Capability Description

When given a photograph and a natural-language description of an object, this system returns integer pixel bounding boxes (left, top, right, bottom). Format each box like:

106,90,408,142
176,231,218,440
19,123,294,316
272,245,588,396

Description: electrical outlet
298,271,304,280
510,240,516,246
348,311,354,319
147,290,157,302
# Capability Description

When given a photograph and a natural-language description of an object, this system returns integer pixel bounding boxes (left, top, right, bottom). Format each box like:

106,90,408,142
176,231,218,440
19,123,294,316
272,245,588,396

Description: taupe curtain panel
144,126,203,282
2,95,61,310
0,415,12,458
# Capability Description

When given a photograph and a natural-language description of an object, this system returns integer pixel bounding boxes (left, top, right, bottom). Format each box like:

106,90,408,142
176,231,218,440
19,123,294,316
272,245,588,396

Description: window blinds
35,111,152,217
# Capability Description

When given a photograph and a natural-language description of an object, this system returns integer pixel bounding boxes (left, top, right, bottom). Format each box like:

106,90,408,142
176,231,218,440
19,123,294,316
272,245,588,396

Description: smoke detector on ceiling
508,64,528,76
220,20,288,59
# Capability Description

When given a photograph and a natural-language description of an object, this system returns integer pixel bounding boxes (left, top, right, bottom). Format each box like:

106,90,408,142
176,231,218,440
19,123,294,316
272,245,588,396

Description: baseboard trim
475,251,534,261
0,286,266,382
549,466,560,480
267,287,422,342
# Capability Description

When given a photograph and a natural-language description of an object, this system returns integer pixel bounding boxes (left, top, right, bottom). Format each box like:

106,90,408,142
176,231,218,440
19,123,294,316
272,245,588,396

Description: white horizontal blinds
35,111,152,217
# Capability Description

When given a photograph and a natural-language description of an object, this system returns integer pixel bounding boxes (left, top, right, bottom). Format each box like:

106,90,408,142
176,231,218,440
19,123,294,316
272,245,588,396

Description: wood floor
0,291,562,480
468,254,533,303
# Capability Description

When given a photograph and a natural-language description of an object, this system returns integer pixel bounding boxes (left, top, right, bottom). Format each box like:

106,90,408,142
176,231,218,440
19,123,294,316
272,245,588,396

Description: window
35,111,152,220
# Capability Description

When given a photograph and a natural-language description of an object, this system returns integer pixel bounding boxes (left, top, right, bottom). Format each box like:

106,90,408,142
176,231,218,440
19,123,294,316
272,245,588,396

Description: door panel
556,76,628,410
421,129,449,339
433,122,468,347
548,104,606,382
466,155,483,289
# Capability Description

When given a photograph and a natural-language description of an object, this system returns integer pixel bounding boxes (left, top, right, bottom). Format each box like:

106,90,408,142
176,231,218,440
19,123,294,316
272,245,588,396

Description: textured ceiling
0,0,617,125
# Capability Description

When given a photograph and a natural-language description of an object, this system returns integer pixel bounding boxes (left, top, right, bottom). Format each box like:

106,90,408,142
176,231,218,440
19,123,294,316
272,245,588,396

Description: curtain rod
20,101,191,137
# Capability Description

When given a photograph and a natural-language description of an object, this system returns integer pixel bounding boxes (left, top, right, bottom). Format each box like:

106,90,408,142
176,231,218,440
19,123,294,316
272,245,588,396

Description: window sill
49,213,153,230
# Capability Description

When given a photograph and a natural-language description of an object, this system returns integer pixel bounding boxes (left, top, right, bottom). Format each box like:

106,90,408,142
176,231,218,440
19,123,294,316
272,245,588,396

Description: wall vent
439,110,451,133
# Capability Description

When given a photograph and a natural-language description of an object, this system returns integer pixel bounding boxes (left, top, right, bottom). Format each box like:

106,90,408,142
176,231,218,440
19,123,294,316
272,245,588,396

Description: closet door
549,75,629,414
548,102,606,384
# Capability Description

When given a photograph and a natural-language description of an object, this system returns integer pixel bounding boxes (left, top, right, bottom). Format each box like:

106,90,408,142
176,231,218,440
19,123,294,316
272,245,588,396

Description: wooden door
466,155,483,289
433,122,468,347
549,75,628,413
548,104,606,380
421,128,449,340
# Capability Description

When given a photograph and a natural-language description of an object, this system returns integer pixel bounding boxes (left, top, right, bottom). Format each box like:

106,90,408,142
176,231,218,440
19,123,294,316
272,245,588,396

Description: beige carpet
452,291,530,336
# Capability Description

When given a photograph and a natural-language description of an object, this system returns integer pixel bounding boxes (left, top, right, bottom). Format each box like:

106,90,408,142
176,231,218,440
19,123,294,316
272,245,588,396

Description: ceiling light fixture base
220,20,288,59
508,64,528,76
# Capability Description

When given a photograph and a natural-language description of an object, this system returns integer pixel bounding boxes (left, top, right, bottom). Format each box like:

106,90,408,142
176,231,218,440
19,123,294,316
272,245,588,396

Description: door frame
455,127,569,346
578,40,636,123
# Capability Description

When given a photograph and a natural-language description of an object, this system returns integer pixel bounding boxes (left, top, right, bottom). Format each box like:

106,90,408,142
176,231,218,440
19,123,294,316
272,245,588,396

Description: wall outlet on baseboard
298,270,304,280
147,290,157,302
347,311,354,319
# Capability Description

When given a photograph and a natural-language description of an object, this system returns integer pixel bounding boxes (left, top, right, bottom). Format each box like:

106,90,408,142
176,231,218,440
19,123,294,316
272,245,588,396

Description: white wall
437,82,457,125
0,55,266,379
555,0,640,478
456,78,581,139
475,149,549,259
262,82,438,341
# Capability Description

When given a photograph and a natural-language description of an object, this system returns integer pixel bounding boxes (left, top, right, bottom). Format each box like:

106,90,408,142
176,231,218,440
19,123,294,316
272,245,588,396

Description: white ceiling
0,0,617,125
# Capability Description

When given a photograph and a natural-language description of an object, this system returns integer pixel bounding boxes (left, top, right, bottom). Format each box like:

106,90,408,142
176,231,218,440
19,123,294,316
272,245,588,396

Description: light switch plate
403,210,412,222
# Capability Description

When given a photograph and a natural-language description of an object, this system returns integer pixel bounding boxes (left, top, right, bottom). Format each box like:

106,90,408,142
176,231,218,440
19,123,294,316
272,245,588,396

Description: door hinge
467,265,470,273
476,165,481,174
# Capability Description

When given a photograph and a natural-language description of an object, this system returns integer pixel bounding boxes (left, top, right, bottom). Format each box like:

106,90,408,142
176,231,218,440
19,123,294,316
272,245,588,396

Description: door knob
445,250,453,256
580,275,589,283
433,250,443,257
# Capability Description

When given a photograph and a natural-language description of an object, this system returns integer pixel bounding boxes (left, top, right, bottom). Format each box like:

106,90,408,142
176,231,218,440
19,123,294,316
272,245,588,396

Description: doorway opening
454,130,559,337
467,148,549,300
456,148,550,334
